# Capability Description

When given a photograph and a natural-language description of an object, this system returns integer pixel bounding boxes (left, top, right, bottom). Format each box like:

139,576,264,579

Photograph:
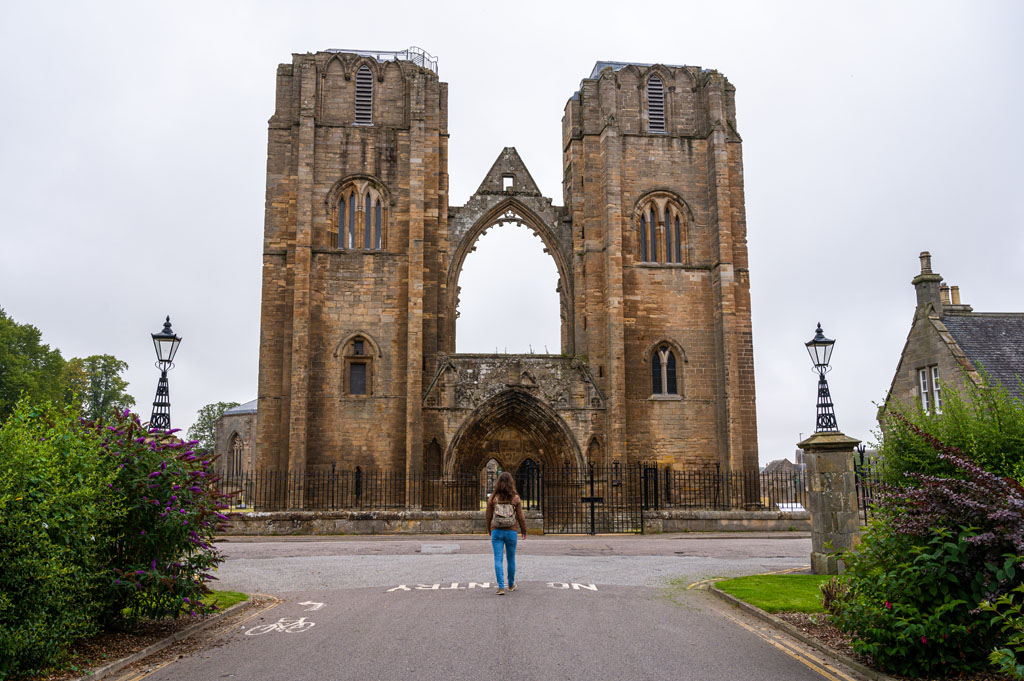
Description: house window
334,179,387,251
651,345,678,395
355,65,373,125
917,365,943,413
647,75,666,133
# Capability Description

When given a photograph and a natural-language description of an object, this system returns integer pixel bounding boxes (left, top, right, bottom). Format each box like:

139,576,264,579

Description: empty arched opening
452,206,567,354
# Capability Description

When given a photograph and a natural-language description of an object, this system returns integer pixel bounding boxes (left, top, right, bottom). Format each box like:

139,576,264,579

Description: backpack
492,498,516,529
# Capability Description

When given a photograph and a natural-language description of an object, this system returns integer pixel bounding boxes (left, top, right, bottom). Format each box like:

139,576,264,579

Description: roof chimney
940,285,951,305
912,251,943,316
944,284,973,313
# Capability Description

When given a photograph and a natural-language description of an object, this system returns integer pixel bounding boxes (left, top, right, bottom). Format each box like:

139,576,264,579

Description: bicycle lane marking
119,594,282,681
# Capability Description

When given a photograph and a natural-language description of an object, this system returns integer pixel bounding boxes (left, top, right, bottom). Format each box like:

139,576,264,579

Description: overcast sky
2,1,1022,464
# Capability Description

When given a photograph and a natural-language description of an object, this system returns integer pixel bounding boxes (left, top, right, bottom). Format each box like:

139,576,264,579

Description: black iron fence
217,463,808,518
854,457,886,524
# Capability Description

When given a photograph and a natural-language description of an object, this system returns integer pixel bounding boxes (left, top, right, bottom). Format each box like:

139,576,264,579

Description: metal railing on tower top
324,46,438,75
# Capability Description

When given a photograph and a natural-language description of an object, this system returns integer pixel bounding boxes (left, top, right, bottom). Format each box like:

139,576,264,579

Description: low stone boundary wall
221,510,544,536
221,508,809,535
643,509,810,533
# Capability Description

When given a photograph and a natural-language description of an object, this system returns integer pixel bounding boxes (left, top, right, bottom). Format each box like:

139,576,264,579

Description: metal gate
541,463,646,534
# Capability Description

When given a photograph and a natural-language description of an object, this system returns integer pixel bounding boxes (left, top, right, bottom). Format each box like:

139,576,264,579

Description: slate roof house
885,252,1024,414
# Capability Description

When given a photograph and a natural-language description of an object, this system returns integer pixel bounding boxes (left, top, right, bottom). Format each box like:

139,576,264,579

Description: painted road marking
298,601,325,611
419,543,460,554
715,606,859,681
385,582,598,592
245,616,316,636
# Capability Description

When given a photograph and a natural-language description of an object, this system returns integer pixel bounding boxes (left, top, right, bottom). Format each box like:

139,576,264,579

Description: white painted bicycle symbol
245,617,316,636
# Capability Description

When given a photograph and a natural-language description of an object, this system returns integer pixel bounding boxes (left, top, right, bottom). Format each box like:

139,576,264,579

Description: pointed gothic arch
446,197,573,354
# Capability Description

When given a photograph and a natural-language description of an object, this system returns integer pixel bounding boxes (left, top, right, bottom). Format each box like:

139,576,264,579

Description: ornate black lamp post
805,322,838,433
150,316,181,430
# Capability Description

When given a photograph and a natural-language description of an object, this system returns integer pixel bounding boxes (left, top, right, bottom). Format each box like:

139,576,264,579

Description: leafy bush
833,415,1024,676
0,402,229,678
982,585,1024,679
880,370,1024,484
89,410,229,622
0,402,121,678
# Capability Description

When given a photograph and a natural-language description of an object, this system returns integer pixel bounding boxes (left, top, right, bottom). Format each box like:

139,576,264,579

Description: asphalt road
124,533,869,681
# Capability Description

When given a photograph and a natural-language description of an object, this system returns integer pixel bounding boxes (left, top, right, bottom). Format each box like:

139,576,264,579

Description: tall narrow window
649,207,658,262
664,207,673,263
665,349,677,394
348,196,356,248
350,363,367,395
652,345,679,395
355,65,373,125
931,366,942,414
640,215,648,261
674,216,682,264
647,75,665,133
337,197,346,249
364,193,372,248
651,352,661,394
918,368,930,412
230,434,243,479
374,200,382,249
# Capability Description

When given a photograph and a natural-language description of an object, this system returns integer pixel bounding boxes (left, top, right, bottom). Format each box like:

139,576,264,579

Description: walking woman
485,471,528,595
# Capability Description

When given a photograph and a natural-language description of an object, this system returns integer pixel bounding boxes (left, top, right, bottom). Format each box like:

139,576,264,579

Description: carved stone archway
444,387,583,477
443,147,574,355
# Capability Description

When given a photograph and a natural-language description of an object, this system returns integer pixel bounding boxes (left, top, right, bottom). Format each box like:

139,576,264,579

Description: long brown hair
491,471,517,502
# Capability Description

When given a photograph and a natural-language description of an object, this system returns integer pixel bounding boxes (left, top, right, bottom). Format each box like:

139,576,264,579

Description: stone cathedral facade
255,47,759,490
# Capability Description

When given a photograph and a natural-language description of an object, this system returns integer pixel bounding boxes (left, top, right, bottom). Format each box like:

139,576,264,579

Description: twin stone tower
255,48,758,501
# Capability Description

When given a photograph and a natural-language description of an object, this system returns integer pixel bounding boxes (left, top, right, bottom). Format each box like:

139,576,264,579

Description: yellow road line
716,607,859,681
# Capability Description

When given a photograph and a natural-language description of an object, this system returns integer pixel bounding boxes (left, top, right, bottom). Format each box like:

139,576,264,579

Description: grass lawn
714,574,831,613
203,590,249,610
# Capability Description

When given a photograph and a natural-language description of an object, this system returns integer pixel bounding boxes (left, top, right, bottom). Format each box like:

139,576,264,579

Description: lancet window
333,179,387,251
636,194,686,264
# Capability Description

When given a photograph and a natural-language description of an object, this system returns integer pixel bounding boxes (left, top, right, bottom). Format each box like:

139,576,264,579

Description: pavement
106,532,874,681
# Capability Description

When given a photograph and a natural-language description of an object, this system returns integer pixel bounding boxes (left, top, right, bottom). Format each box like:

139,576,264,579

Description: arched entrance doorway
445,387,583,479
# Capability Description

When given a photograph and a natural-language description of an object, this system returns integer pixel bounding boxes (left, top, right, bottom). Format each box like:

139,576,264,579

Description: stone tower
255,49,758,496
562,61,758,474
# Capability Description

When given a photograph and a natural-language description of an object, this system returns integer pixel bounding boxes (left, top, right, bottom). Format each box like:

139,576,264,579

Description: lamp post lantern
805,322,839,433
150,316,181,430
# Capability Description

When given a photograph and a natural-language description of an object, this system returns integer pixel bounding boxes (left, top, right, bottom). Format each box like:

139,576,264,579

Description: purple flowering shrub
90,409,230,622
832,413,1024,676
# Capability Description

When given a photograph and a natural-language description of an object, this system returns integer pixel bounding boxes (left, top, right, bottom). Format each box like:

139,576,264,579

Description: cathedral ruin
253,47,759,503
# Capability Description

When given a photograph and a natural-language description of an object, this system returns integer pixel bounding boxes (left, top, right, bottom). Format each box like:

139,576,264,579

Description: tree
187,401,240,453
0,308,65,423
62,354,135,421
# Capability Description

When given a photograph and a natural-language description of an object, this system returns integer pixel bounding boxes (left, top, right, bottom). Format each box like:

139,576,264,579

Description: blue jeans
490,529,517,588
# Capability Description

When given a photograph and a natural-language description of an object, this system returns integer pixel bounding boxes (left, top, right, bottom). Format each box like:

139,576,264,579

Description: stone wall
220,509,807,536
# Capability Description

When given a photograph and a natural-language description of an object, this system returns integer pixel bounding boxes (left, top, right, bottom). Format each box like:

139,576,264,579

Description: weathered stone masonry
255,50,759,499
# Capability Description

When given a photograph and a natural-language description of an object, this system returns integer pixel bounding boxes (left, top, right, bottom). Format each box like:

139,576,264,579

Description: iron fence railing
217,464,809,515
854,457,886,524
650,464,808,512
